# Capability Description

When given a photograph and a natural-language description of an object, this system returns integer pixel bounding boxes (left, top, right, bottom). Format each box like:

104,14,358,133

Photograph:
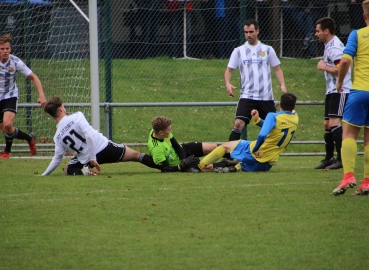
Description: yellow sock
364,145,369,179
198,146,226,170
341,138,357,175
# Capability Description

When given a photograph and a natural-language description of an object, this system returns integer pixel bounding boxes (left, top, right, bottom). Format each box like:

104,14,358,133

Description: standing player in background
332,0,369,196
198,93,298,173
314,17,352,170
0,34,46,158
42,97,159,176
224,19,287,144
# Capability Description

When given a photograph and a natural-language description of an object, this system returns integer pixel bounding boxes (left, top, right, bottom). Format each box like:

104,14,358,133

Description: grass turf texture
1,156,368,269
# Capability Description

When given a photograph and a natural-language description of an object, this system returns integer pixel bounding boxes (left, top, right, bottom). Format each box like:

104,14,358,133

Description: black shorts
182,142,204,158
324,93,348,120
235,98,276,124
0,97,18,123
67,141,126,169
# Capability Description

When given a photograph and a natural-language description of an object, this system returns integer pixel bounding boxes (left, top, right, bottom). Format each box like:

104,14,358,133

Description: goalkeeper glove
178,155,200,171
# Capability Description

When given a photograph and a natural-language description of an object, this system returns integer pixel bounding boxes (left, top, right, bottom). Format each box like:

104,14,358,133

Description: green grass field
1,156,368,269
2,57,368,269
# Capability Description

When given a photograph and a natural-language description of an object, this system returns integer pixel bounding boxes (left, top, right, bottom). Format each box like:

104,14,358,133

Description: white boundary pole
89,0,100,131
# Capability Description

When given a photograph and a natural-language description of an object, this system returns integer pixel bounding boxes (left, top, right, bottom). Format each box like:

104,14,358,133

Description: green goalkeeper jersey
147,129,181,166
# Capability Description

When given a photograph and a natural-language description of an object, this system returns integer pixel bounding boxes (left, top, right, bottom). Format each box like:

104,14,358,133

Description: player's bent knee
234,119,246,130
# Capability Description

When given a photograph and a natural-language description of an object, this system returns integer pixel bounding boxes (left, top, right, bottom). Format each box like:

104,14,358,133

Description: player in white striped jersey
41,97,159,176
314,17,352,170
0,34,46,158
224,19,287,145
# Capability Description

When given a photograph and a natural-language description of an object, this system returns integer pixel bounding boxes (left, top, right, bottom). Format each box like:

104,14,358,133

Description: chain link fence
0,0,365,154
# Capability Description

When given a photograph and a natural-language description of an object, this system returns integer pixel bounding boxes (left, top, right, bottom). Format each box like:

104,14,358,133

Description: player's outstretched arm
42,154,63,176
28,72,46,107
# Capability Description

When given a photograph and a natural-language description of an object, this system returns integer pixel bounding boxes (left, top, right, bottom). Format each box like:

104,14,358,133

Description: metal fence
0,0,365,155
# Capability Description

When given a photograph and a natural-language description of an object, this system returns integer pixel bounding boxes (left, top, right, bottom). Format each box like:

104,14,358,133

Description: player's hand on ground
225,83,236,97
90,160,101,172
251,109,259,121
179,155,200,171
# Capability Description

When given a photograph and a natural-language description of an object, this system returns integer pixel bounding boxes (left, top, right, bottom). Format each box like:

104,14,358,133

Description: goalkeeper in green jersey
147,116,232,172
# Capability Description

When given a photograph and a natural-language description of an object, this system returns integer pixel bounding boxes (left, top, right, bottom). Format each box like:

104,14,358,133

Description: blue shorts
343,90,369,127
230,140,272,172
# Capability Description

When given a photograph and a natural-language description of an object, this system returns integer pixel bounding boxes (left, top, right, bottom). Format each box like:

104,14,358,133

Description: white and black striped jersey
323,36,352,94
0,54,32,101
228,41,281,101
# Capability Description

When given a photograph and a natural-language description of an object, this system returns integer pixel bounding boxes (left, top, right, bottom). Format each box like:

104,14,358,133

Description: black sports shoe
325,160,343,170
314,158,335,170
314,158,335,169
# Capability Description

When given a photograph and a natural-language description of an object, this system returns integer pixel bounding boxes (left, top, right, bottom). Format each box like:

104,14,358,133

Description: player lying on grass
41,96,159,176
148,116,235,172
198,93,298,172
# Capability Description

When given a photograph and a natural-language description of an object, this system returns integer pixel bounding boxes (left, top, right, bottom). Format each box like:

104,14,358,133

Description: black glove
178,155,200,171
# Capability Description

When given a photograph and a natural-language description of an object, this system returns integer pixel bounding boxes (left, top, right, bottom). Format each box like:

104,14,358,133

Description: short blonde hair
363,0,369,15
0,34,11,45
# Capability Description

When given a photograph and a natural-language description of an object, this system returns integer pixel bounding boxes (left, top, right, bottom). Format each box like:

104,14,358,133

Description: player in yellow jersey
332,0,369,196
198,93,298,172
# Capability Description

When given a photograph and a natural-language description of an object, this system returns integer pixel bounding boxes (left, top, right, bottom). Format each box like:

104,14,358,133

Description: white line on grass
1,181,334,201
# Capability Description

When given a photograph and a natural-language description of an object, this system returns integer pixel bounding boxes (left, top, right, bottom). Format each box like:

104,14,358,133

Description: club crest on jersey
8,66,14,72
260,51,265,57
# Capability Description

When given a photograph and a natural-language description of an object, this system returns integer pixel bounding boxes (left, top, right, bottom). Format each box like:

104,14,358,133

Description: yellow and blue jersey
250,111,299,164
343,27,369,91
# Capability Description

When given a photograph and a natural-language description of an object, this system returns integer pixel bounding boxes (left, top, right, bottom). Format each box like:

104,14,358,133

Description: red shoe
28,134,37,155
0,151,11,158
332,173,356,196
353,178,369,196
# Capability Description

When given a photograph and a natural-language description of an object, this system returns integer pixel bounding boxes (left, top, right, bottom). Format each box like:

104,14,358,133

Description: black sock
332,126,342,161
4,135,13,152
229,128,242,141
13,128,32,142
324,129,334,160
223,153,231,159
139,153,160,169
